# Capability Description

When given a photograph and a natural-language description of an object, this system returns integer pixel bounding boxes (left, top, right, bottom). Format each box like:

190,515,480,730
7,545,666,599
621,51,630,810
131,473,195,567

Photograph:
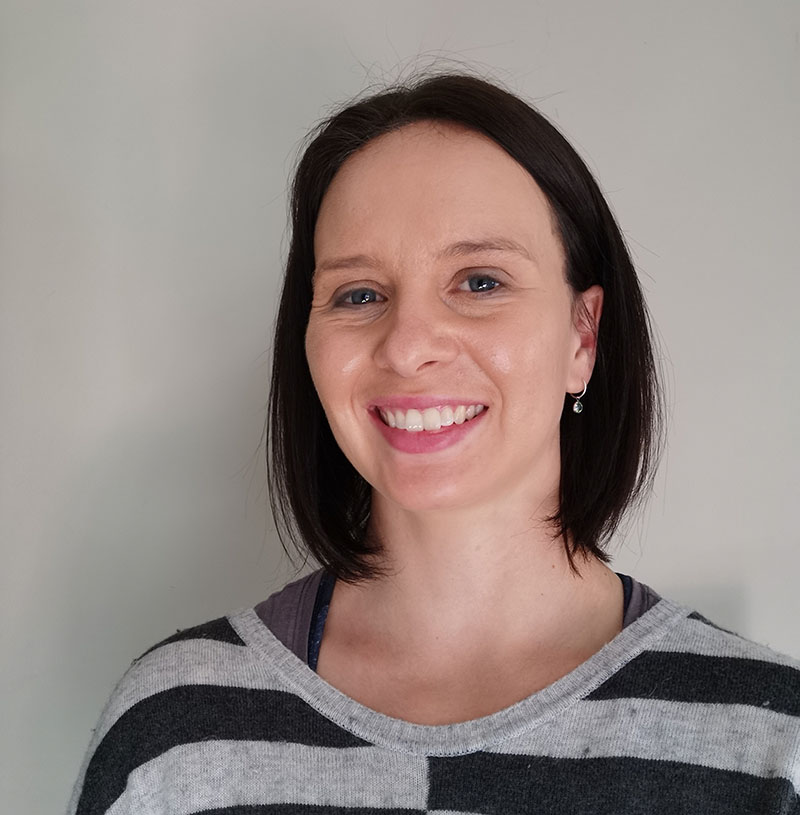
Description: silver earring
570,380,587,414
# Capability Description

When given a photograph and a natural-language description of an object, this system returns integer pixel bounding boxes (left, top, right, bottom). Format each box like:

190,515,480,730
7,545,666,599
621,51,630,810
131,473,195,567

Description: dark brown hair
267,73,664,581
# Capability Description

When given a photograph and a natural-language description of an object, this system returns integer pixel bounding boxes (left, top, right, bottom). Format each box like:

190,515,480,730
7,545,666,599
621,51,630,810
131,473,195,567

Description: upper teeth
378,404,486,432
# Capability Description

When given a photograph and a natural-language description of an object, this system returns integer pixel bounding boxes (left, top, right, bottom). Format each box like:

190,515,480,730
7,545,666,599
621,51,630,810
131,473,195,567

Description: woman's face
305,122,601,514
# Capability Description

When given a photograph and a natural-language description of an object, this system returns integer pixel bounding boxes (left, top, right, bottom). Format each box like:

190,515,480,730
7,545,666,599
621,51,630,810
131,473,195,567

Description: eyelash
334,273,502,307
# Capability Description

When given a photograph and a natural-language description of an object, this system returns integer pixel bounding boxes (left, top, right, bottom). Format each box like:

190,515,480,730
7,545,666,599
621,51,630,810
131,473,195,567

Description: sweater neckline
229,596,690,756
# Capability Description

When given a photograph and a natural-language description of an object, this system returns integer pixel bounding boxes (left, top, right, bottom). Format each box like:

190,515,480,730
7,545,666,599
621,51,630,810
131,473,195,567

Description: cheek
339,354,362,377
488,347,512,374
304,324,325,394
305,322,340,412
490,312,574,405
305,321,364,412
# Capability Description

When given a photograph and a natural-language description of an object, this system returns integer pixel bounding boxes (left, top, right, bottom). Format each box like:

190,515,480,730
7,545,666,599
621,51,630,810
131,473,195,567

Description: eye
459,273,502,293
337,287,383,306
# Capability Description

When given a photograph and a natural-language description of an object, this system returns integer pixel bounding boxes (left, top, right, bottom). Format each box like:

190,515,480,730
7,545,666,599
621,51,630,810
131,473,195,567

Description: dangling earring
570,380,587,414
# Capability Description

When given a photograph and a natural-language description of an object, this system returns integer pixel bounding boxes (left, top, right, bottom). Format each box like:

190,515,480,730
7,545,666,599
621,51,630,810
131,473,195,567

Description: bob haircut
268,73,663,582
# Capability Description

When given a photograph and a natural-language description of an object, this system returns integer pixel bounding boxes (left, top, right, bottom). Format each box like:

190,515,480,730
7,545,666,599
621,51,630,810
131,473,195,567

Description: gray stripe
229,600,692,756
650,617,800,668
430,811,485,815
486,697,800,790
91,639,285,744
106,741,429,814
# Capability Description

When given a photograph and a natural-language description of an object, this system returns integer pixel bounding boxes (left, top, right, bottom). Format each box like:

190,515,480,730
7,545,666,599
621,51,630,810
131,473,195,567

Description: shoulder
95,615,268,734
139,614,247,655
655,606,800,688
579,601,800,803
596,603,800,712
68,601,304,814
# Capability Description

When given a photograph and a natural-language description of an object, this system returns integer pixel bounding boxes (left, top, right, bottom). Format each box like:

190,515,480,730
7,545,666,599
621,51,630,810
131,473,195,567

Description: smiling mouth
376,404,487,432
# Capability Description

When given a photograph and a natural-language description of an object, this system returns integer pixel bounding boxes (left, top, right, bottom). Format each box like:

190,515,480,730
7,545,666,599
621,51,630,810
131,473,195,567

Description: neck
334,490,623,657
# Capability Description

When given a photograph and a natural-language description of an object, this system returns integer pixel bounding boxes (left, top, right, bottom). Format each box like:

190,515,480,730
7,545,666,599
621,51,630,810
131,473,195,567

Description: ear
568,285,603,392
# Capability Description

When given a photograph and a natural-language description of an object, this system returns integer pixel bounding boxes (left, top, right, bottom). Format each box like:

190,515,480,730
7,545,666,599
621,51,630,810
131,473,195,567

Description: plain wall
1,1,798,811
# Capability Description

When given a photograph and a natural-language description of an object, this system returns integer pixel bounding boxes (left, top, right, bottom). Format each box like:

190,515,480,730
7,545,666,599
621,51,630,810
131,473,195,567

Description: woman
70,74,800,814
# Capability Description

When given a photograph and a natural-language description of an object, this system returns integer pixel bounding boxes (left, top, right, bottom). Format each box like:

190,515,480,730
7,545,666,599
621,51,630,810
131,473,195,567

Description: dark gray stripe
587,651,800,715
88,638,287,746
197,808,423,814
428,753,800,815
76,687,370,815
140,616,245,657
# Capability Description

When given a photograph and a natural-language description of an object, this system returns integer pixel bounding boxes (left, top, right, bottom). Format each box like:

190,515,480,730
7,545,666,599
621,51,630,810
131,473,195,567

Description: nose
372,295,459,377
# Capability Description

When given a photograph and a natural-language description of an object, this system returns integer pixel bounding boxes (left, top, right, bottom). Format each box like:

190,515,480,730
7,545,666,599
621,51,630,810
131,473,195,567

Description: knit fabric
69,588,800,814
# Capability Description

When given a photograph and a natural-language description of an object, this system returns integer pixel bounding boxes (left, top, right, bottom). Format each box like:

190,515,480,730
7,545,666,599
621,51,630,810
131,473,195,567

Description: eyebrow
314,236,534,277
441,237,533,262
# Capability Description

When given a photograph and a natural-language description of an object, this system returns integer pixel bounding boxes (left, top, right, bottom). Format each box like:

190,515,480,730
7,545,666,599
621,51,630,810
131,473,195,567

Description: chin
375,478,481,514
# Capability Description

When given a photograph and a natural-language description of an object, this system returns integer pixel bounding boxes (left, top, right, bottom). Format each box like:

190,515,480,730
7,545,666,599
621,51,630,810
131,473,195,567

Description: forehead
314,121,561,264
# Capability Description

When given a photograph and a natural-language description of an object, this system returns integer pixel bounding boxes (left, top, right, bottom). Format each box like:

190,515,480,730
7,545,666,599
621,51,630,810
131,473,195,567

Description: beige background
1,1,798,811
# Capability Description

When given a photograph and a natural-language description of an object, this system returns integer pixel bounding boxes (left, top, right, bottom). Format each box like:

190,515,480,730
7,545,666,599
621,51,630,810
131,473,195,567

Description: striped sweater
69,581,800,814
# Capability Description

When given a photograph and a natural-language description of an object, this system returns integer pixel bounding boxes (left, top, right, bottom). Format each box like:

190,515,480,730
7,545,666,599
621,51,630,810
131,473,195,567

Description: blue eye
464,274,501,293
341,288,381,306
